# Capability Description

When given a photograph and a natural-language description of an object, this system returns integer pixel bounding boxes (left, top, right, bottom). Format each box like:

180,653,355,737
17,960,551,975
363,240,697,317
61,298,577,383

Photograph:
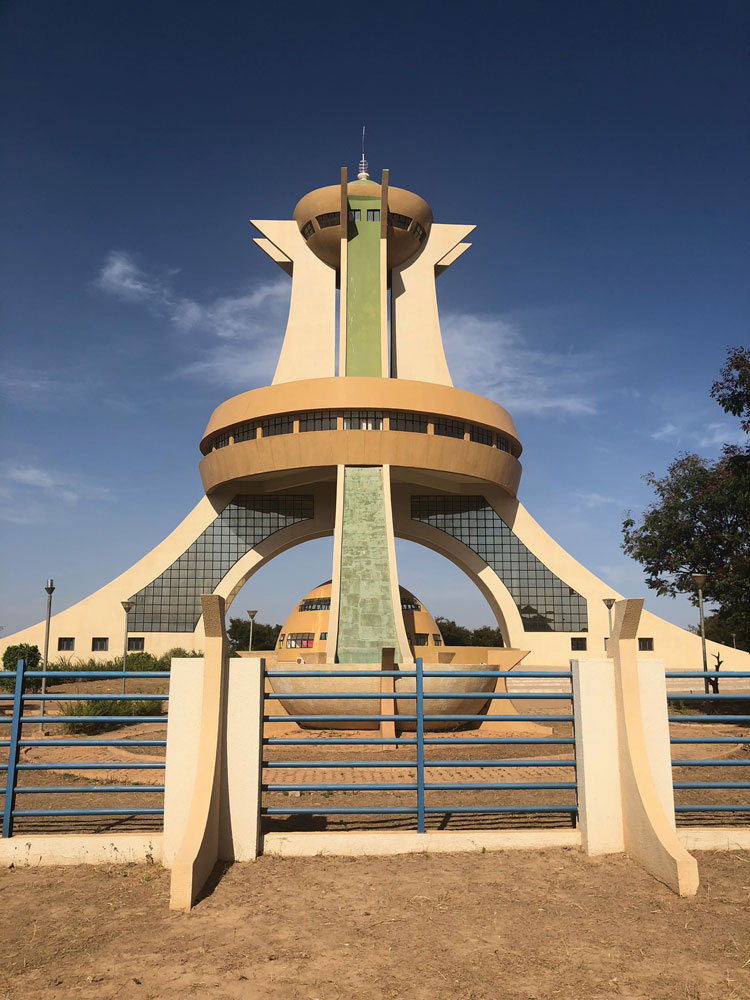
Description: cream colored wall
251,220,336,384
391,223,474,386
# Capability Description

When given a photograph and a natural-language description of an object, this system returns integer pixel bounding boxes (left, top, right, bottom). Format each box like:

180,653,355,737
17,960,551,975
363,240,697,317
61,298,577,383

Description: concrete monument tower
2,156,746,674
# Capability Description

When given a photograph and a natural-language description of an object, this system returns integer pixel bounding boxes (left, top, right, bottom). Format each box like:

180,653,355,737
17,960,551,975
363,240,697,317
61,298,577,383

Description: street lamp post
40,579,55,720
691,573,709,695
603,597,616,652
247,610,258,654
121,600,135,695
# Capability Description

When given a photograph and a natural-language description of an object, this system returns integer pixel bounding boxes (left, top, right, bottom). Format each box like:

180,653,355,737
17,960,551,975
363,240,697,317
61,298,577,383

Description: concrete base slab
0,834,163,867
678,828,750,851
262,829,581,857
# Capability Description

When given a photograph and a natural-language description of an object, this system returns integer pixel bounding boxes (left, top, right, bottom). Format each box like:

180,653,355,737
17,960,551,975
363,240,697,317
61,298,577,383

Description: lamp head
247,610,258,621
45,579,55,595
602,598,616,609
690,573,708,589
121,600,136,613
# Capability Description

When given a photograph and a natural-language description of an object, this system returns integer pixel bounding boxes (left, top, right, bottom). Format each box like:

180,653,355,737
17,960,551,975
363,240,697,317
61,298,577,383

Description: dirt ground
1,850,749,1000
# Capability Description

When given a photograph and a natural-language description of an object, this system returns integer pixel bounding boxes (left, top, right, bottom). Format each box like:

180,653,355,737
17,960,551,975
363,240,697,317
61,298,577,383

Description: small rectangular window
432,634,443,646
320,632,328,640
234,421,257,442
388,212,412,230
92,637,109,652
413,222,426,244
278,634,285,647
469,425,493,446
287,632,315,648
433,417,465,439
57,637,74,652
638,637,654,651
316,212,340,229
299,410,337,432
343,410,383,430
301,220,314,240
413,633,429,646
348,209,361,221
401,599,421,611
570,637,587,651
299,598,331,611
260,415,294,437
389,411,428,433
366,208,380,222
127,637,145,652
604,637,609,651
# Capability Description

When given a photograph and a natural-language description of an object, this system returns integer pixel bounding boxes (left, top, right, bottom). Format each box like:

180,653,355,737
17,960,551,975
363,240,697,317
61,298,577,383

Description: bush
1,643,42,692
62,698,164,734
124,651,159,672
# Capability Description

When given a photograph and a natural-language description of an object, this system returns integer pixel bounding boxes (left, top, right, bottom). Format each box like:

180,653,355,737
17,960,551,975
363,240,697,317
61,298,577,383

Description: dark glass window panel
433,418,465,439
389,411,428,433
214,432,230,449
413,633,428,645
299,410,337,432
92,637,109,652
432,634,443,646
410,495,588,633
127,637,145,652
348,209,361,221
57,637,74,651
343,410,383,430
287,633,315,648
127,496,314,633
260,415,295,437
413,222,426,244
401,600,421,611
234,422,257,442
469,425,493,446
316,212,340,229
301,220,314,240
366,209,380,222
638,637,654,651
299,598,331,611
388,212,412,230
571,637,587,651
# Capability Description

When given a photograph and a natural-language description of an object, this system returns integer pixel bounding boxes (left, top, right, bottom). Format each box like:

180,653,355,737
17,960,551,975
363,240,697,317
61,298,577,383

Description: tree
622,347,750,649
226,617,281,654
1,643,42,692
434,617,505,646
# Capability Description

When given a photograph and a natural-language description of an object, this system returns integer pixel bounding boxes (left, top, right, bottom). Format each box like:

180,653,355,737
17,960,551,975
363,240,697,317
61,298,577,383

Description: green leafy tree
434,617,505,646
622,347,750,650
227,617,281,654
1,643,42,692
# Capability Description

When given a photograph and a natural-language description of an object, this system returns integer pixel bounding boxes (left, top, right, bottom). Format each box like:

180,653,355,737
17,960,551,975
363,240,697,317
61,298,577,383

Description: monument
2,155,746,674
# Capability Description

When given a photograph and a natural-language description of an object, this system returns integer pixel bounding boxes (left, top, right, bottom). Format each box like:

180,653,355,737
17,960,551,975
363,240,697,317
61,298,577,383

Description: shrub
124,651,159,672
1,644,42,692
62,698,164,734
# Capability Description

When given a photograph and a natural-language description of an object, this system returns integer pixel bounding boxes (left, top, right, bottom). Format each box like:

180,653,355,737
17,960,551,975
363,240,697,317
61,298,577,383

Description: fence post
2,658,26,839
416,656,424,834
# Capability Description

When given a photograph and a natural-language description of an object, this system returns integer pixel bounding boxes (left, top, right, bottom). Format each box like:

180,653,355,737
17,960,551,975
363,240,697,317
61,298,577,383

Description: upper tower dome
292,174,433,271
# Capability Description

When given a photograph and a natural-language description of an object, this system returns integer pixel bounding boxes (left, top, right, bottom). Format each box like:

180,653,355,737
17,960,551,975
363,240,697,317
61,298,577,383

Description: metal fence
667,670,750,823
1,659,169,837
262,659,578,832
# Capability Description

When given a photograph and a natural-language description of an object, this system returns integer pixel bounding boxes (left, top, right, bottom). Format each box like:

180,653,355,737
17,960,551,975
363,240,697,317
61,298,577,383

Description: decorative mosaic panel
411,495,588,632
128,495,314,632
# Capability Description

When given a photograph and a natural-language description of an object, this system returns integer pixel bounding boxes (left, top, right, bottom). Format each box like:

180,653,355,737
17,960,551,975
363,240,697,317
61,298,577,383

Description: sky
1,0,748,638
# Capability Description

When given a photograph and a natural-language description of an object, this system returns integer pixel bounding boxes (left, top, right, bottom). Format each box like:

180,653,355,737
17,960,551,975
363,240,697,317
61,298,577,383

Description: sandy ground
1,850,749,1000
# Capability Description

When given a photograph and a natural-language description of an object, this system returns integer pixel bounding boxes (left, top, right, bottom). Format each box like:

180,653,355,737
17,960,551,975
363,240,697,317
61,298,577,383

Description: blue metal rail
667,674,750,821
1,659,168,837
261,658,578,832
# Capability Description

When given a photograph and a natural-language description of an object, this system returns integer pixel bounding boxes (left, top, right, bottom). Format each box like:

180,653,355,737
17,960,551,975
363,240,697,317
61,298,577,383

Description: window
128,637,145,652
638,637,654,651
366,208,380,222
299,597,331,611
343,410,383,430
348,209,361,221
604,637,609,651
316,212,340,229
413,633,428,646
496,435,510,453
571,637,587,651
57,637,74,652
413,222,426,244
234,421,257,442
301,220,314,240
214,431,230,449
401,598,421,611
278,634,285,647
299,410,337,432
389,411,427,433
92,637,109,652
433,417,465,439
469,425,493,446
388,212,411,230
260,414,294,437
287,632,315,649
320,632,328,640
432,634,443,646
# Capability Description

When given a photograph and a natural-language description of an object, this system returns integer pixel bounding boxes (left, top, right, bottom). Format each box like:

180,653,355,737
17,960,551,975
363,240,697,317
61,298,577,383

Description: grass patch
62,698,163,734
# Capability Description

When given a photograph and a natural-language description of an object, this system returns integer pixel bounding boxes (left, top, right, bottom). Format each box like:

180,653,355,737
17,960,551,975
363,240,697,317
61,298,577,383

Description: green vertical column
336,467,400,663
345,185,382,376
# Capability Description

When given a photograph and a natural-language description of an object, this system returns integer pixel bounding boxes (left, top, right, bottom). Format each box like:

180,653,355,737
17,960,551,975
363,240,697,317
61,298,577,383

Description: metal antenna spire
358,125,369,180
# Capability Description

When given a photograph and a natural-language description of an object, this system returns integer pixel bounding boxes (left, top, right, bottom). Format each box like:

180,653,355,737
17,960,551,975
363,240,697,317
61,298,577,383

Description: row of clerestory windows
299,211,426,240
212,411,513,454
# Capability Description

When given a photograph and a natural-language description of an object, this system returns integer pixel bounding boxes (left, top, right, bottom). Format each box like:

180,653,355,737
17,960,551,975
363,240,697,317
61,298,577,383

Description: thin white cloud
696,422,747,449
0,464,112,524
574,490,619,508
441,312,601,417
95,250,290,384
651,422,679,441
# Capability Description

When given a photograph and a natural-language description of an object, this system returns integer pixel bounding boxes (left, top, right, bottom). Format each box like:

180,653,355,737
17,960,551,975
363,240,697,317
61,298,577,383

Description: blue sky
1,0,748,637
